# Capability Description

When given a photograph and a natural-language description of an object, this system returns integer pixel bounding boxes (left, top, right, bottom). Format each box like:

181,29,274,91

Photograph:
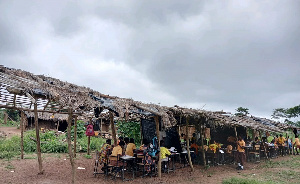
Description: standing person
287,136,292,154
236,136,246,170
125,138,136,156
293,135,300,155
277,134,286,156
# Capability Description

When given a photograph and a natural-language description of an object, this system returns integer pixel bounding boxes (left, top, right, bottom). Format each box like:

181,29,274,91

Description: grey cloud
0,0,299,118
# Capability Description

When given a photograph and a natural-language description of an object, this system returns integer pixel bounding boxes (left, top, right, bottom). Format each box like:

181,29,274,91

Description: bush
71,120,86,140
0,136,21,159
0,129,105,158
77,136,105,152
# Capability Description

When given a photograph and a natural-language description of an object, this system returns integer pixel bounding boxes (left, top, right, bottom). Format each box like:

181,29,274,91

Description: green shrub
0,136,21,159
77,136,105,152
71,120,86,140
0,128,105,158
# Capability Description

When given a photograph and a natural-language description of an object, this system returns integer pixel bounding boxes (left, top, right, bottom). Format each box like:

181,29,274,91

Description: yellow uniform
237,140,245,152
278,137,286,146
160,147,171,159
294,138,300,146
111,145,123,156
125,143,136,156
209,144,218,153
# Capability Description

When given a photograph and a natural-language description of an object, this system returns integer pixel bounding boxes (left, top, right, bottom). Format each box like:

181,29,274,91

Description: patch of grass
24,156,37,159
83,154,92,159
222,177,271,184
5,163,15,170
261,156,300,169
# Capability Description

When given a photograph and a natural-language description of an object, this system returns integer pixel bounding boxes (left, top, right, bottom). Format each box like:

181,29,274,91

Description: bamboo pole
109,111,117,146
154,115,161,178
74,116,77,158
34,103,43,174
20,111,24,159
201,124,206,167
67,109,76,184
186,117,194,172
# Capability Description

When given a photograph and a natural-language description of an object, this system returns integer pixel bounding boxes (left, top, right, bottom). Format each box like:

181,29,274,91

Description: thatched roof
0,65,290,132
24,111,69,121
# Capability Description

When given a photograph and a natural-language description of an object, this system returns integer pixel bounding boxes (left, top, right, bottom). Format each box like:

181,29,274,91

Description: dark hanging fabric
293,128,298,136
93,119,100,131
165,127,182,153
141,118,157,144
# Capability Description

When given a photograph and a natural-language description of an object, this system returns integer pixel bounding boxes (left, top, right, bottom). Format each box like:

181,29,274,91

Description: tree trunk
4,111,7,124
154,115,161,178
201,124,206,168
87,136,91,155
20,111,24,159
34,103,43,174
73,116,77,158
67,109,76,184
186,117,194,172
109,111,117,146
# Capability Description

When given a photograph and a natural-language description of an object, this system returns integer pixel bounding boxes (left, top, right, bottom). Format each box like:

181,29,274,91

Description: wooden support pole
154,115,161,178
109,111,117,146
87,136,91,155
74,116,77,158
67,109,76,184
140,119,143,145
201,124,206,168
234,126,238,140
4,111,7,124
186,117,194,172
20,111,25,159
34,103,43,174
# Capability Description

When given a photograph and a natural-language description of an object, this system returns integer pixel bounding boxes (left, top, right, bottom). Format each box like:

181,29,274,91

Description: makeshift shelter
0,65,292,181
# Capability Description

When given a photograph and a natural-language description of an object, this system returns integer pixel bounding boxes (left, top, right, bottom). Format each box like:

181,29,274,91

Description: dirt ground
0,151,294,184
0,126,21,138
0,127,296,184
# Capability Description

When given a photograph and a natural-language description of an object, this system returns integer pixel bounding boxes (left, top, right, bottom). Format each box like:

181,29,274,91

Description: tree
272,105,300,119
116,121,141,146
235,107,249,116
272,105,300,127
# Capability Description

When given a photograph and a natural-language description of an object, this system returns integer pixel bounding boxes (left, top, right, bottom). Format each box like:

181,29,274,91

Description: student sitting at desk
111,140,125,156
160,140,171,162
209,140,218,153
125,138,136,156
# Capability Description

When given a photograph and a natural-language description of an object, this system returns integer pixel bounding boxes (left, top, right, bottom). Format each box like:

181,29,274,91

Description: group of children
98,136,173,174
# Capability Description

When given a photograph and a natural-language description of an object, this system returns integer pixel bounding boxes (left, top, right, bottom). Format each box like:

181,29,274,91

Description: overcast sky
1,0,299,119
